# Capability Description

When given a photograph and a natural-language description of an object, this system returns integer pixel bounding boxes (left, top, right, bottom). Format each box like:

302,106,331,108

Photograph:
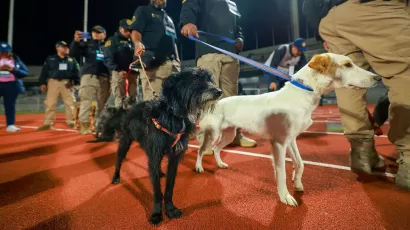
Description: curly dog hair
110,68,222,225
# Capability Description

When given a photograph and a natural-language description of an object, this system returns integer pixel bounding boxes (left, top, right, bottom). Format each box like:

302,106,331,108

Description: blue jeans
0,81,19,126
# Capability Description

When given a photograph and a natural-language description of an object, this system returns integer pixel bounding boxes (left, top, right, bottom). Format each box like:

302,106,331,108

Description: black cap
91,25,106,34
56,41,68,47
119,19,133,30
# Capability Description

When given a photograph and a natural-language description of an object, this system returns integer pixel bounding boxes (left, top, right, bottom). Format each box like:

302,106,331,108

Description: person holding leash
131,0,181,101
180,0,257,155
103,19,137,108
36,41,80,131
0,41,28,132
69,25,110,135
264,38,308,92
303,0,410,190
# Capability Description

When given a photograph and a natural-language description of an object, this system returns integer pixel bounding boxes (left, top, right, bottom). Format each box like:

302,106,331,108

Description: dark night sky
0,0,314,66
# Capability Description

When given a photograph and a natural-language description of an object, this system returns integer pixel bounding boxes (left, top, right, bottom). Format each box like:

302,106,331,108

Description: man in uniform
303,0,410,190
36,41,80,131
103,19,137,107
131,0,180,101
70,25,110,135
264,37,308,92
180,0,257,155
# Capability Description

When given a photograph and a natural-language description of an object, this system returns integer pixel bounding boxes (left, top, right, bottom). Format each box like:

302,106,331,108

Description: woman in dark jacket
0,41,28,132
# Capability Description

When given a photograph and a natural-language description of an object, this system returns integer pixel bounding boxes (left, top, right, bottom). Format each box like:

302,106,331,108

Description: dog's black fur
111,68,221,225
87,96,137,143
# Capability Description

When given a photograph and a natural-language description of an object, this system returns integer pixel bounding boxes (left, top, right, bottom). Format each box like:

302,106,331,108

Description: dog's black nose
373,75,382,82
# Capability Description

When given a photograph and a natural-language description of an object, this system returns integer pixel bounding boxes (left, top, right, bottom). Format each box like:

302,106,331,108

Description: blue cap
293,37,307,52
56,41,69,47
0,41,12,52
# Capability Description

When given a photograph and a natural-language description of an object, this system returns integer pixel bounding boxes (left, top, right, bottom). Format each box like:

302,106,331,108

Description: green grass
326,122,344,132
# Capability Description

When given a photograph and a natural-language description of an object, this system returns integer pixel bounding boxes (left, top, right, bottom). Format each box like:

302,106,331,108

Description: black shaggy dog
88,96,137,143
111,68,222,225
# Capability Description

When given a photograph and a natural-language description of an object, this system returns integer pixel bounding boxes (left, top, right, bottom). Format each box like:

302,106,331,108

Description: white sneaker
6,125,20,132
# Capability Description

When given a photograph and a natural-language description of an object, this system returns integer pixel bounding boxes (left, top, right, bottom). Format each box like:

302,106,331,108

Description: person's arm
130,6,146,57
234,10,244,52
11,55,28,78
268,46,286,83
69,31,87,61
179,0,202,38
101,37,118,73
39,57,49,85
71,58,80,86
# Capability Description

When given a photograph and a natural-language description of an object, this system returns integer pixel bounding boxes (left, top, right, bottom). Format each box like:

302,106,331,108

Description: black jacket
101,32,134,74
39,54,80,85
69,39,109,77
179,0,244,60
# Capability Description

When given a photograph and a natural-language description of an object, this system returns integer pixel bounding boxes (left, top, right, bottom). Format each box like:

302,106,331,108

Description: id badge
96,50,104,61
227,0,241,17
0,70,10,78
59,63,68,70
165,25,177,39
289,66,295,76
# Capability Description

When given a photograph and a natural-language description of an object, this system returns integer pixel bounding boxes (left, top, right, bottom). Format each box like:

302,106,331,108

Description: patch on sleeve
104,40,112,47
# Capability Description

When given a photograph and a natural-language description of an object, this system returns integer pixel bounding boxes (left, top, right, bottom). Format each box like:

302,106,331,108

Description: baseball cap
91,25,106,34
119,19,133,30
0,41,12,52
293,37,307,52
56,41,68,47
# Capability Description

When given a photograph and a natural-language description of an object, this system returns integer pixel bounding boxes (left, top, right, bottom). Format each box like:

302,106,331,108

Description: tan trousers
111,70,138,107
43,79,75,125
140,60,181,101
78,74,110,123
197,53,240,99
319,0,410,152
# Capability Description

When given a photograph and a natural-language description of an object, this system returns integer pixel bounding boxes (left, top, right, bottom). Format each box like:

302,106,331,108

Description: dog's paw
217,162,229,169
294,182,304,192
195,165,204,173
150,212,163,225
165,203,182,219
279,193,298,207
111,177,120,184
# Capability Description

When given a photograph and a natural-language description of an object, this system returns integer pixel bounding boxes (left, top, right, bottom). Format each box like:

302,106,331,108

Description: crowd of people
1,0,409,190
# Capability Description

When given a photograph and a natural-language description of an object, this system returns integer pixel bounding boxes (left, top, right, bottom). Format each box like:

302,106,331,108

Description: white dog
195,53,381,207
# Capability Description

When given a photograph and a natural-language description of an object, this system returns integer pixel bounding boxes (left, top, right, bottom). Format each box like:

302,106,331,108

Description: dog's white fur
195,53,380,206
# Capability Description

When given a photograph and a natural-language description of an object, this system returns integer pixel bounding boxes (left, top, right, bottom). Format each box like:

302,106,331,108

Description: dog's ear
308,54,332,74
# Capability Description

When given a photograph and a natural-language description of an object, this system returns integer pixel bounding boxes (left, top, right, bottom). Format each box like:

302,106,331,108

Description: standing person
131,0,181,101
70,25,110,135
0,41,28,132
103,19,137,107
263,38,308,92
180,0,257,155
303,0,410,189
36,41,80,131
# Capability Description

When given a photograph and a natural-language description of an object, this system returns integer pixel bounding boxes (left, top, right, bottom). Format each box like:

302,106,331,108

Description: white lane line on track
0,125,395,178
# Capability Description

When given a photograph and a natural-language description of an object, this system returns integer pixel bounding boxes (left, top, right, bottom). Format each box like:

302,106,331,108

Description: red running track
0,105,409,229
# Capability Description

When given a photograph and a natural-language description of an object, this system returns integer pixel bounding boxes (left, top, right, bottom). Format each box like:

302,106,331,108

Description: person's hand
323,41,329,51
269,82,277,91
181,23,199,38
119,71,128,79
134,42,145,57
40,84,47,93
235,38,243,52
74,30,83,42
65,81,73,89
0,65,13,71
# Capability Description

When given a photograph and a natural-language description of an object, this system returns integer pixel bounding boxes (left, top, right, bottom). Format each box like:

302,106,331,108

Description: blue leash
189,31,313,91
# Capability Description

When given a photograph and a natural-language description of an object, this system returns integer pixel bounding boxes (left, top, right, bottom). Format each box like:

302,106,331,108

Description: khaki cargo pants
111,70,138,107
140,60,180,101
197,53,240,98
78,74,110,123
43,79,75,125
319,0,410,154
